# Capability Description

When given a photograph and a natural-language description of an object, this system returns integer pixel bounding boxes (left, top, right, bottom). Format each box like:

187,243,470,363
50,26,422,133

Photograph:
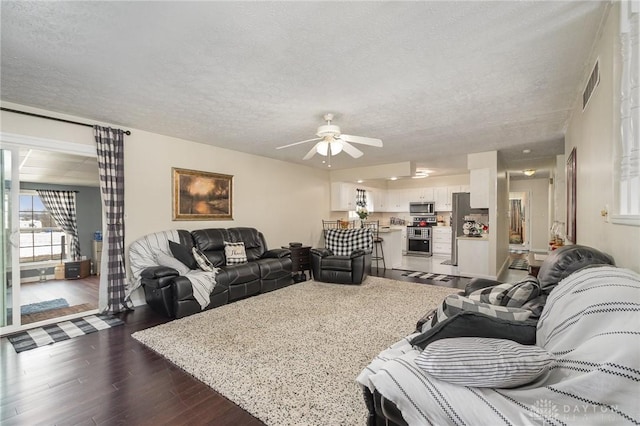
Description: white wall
564,2,640,273
1,103,331,303
511,178,550,252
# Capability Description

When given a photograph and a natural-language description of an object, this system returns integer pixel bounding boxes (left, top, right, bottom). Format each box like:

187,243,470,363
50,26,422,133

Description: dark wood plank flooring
1,270,466,425
1,304,265,426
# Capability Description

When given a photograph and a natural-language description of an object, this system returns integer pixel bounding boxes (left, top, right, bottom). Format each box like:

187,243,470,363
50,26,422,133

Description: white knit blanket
128,230,217,309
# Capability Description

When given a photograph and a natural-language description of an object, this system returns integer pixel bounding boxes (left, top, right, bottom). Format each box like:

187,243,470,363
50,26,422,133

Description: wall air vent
582,59,600,111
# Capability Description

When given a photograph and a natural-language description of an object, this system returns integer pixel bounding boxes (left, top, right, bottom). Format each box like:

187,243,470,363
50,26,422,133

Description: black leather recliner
310,228,373,284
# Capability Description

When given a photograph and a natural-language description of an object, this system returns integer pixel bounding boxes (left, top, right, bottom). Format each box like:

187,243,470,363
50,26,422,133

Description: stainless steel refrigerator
450,192,489,265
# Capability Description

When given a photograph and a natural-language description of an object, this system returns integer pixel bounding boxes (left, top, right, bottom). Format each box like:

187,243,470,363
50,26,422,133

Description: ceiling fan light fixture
523,169,536,176
316,141,329,156
330,140,343,155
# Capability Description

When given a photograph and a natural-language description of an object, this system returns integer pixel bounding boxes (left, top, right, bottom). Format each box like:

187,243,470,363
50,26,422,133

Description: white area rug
132,276,457,426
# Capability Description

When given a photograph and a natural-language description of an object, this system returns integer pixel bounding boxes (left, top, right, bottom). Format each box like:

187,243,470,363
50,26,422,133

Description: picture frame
566,148,577,243
172,168,233,220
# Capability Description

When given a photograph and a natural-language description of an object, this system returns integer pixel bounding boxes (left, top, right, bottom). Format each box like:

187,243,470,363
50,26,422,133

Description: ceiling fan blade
340,134,383,147
302,143,321,160
340,141,364,158
276,137,321,150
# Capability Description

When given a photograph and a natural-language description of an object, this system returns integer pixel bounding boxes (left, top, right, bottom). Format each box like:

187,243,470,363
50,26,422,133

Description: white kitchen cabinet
331,182,358,211
407,187,434,202
386,188,410,212
432,226,452,255
434,187,449,211
401,226,407,254
368,187,386,212
470,168,491,209
435,186,464,211
457,237,490,278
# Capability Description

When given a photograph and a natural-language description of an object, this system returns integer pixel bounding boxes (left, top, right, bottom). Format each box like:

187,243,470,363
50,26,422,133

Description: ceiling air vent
582,59,600,111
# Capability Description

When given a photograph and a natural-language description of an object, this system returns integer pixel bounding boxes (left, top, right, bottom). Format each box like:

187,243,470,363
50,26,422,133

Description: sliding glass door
1,147,21,332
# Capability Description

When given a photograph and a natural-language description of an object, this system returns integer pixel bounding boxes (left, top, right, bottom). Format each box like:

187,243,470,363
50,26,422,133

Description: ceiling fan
276,113,383,163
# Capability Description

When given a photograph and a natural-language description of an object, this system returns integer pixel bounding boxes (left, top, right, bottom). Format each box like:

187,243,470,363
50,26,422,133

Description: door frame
508,191,531,250
1,132,99,335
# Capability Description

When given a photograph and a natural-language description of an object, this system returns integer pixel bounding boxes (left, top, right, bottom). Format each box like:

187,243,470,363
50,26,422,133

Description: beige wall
564,3,639,273
1,103,331,303
387,174,470,189
511,178,550,252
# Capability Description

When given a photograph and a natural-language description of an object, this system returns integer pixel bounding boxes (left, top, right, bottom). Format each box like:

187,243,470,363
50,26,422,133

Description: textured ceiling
0,1,609,177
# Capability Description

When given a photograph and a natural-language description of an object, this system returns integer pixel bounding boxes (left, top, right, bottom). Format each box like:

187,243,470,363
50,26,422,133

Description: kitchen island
376,227,403,269
457,234,490,278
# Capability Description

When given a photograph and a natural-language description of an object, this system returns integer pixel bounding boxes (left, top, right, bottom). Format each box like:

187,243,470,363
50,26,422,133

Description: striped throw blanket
128,230,218,309
357,265,640,425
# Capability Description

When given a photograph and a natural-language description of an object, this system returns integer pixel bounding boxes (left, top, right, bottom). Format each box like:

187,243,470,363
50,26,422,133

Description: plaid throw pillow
468,276,541,308
421,294,532,333
192,247,215,272
224,241,248,265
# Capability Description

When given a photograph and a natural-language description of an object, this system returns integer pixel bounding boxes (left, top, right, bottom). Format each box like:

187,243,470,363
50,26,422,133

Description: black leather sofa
137,227,292,319
364,244,616,426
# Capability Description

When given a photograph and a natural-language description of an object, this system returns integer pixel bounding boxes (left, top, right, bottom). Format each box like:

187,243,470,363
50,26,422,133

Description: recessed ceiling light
357,179,364,183
389,176,398,181
523,149,531,154
412,174,429,179
523,169,536,176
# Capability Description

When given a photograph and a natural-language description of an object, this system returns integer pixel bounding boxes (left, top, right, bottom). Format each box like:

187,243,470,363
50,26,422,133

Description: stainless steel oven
407,226,432,256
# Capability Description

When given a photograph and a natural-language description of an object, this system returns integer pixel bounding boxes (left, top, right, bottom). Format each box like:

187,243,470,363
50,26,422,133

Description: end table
284,244,311,282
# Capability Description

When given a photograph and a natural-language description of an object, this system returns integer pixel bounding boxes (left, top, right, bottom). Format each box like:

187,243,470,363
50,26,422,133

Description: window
614,1,640,225
19,193,66,263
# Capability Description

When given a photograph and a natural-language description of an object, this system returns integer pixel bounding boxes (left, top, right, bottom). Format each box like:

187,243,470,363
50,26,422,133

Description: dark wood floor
0,270,465,425
1,304,265,426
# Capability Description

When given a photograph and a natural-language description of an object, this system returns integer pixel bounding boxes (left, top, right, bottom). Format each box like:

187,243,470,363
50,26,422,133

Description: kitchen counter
457,234,489,241
378,227,403,233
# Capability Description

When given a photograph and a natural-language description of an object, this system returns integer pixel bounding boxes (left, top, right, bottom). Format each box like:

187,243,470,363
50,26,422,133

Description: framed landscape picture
173,168,233,220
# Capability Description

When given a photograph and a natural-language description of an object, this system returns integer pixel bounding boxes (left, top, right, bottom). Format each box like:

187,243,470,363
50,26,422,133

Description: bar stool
364,221,386,272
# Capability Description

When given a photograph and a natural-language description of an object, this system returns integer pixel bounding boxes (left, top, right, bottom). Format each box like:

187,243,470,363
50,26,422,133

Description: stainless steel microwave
409,202,435,215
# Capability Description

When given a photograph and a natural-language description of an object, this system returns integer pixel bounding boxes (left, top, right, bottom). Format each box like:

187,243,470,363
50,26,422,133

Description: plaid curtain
36,190,81,260
94,126,130,314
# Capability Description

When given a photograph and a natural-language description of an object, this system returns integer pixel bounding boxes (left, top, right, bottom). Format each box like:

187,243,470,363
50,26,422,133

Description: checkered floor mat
509,258,530,270
6,314,124,353
399,271,464,282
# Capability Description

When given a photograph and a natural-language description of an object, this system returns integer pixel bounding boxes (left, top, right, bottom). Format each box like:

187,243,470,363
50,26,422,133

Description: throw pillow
467,276,541,308
155,253,191,276
169,240,198,270
415,337,554,388
410,311,538,349
192,246,216,272
421,294,532,333
224,241,248,265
